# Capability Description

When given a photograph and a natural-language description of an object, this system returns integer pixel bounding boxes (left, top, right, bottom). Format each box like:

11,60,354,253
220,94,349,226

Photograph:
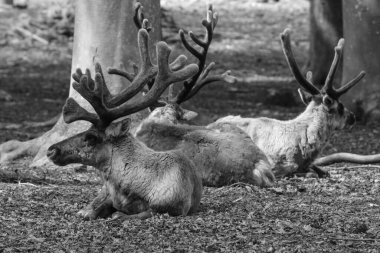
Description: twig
18,182,38,187
14,27,49,45
23,114,60,128
233,197,243,203
212,182,253,193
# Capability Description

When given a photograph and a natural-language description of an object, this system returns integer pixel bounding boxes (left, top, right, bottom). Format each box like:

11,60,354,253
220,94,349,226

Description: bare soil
0,0,379,252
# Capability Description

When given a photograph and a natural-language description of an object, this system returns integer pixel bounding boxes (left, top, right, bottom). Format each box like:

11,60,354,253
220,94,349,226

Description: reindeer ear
298,88,313,105
105,118,131,138
182,109,198,121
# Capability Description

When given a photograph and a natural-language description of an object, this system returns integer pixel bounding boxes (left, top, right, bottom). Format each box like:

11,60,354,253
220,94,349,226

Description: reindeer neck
289,101,332,146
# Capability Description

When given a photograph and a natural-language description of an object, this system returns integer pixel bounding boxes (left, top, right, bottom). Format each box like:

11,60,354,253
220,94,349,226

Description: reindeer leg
292,165,329,178
77,185,116,220
107,192,152,222
310,165,330,178
111,209,154,221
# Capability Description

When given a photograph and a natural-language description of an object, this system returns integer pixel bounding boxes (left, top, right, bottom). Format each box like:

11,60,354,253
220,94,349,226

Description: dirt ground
0,0,379,252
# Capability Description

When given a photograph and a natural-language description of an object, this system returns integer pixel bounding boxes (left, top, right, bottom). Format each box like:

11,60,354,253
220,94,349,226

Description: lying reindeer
209,28,366,178
101,5,275,187
47,28,202,220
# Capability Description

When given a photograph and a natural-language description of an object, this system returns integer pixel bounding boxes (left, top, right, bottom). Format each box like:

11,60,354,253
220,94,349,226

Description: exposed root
0,137,42,163
314,153,380,166
23,114,60,128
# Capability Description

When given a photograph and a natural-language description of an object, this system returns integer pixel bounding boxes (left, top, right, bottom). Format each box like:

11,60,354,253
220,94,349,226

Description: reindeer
96,5,275,187
47,28,202,220
209,28,366,178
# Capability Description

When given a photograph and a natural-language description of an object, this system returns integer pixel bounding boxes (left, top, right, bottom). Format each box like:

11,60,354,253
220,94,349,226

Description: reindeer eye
322,96,334,107
84,132,101,146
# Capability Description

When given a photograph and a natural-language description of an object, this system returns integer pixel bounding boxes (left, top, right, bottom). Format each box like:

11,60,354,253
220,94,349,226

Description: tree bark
309,0,343,86
342,0,380,121
0,0,161,167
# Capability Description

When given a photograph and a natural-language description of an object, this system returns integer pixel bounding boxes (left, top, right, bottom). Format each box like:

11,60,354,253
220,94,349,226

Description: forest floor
0,0,380,252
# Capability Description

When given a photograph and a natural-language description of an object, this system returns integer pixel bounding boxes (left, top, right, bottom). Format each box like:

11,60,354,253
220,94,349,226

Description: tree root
0,116,89,167
314,153,380,166
0,137,42,163
23,114,60,128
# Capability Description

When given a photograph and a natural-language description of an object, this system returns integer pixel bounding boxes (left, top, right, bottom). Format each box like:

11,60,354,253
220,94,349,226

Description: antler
170,4,236,104
63,31,199,130
280,28,365,99
280,29,319,95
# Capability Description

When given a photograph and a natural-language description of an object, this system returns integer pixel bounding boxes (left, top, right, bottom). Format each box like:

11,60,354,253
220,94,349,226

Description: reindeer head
47,118,132,167
281,29,365,130
47,27,198,167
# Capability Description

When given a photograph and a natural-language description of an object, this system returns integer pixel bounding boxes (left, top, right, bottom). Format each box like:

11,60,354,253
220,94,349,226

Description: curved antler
280,29,320,95
322,39,344,95
335,71,366,97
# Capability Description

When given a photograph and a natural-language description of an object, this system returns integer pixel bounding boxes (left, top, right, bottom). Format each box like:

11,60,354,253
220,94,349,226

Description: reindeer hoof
77,209,97,220
311,165,330,178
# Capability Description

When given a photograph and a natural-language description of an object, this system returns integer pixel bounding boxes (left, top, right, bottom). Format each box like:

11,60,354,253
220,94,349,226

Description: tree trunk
342,0,380,121
0,0,161,167
309,0,343,86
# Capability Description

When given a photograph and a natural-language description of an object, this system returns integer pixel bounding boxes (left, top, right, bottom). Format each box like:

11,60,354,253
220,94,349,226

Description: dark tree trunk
342,0,380,121
309,0,343,86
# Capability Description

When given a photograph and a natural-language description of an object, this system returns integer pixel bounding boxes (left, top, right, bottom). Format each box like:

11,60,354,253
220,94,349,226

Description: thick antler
281,28,365,99
63,33,198,130
170,4,236,104
280,29,319,95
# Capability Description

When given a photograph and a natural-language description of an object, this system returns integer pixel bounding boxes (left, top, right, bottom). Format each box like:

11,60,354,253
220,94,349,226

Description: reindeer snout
346,112,356,126
47,146,60,160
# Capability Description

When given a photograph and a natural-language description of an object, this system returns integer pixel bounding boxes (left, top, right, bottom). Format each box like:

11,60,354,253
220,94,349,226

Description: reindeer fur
136,115,275,187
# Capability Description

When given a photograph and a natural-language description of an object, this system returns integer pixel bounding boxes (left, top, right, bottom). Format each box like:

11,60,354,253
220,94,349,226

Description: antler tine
176,62,236,102
280,29,320,95
62,98,101,127
105,42,199,118
133,2,152,32
185,70,236,101
94,62,111,101
335,71,366,97
107,66,135,82
322,39,344,95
